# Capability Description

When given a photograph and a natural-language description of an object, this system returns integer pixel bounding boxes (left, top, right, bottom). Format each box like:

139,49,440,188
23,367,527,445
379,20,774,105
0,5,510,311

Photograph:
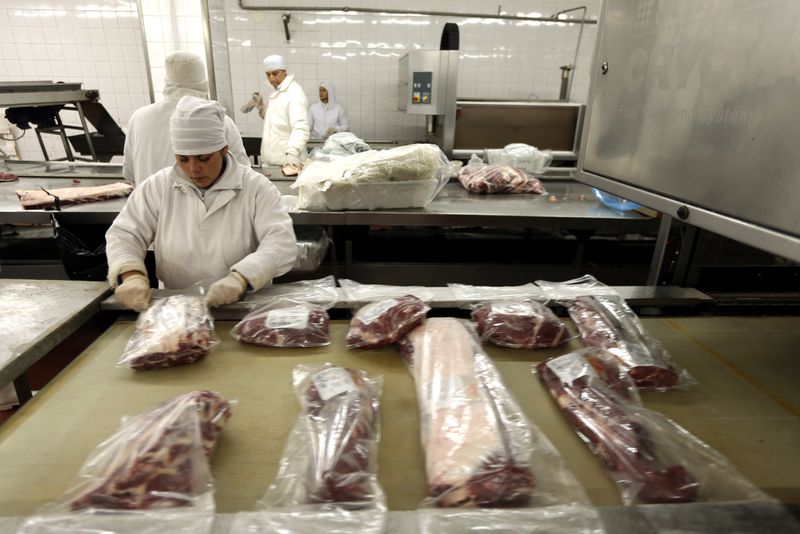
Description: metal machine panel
397,51,452,115
579,0,800,261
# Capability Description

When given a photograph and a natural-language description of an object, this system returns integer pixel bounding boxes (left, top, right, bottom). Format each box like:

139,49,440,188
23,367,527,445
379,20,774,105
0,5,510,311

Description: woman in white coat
107,96,297,311
308,81,349,140
259,55,309,173
123,50,250,185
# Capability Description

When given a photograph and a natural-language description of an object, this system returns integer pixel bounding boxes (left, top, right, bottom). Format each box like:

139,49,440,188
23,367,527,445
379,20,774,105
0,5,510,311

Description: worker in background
308,81,349,140
123,51,250,185
258,54,309,176
107,96,297,311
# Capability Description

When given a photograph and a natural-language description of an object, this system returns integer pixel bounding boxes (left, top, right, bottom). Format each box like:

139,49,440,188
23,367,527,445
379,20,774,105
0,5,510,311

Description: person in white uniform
123,51,250,185
107,96,297,311
308,81,349,140
259,54,309,174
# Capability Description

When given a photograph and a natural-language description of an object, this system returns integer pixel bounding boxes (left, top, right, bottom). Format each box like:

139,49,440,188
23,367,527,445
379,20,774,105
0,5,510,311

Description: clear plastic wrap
232,363,385,534
458,153,546,194
396,318,593,514
535,350,767,505
338,279,435,303
485,143,553,174
345,295,430,349
292,144,449,210
537,275,694,390
19,390,232,534
232,300,331,348
292,226,330,272
308,132,371,162
234,277,338,348
448,283,571,349
117,293,218,370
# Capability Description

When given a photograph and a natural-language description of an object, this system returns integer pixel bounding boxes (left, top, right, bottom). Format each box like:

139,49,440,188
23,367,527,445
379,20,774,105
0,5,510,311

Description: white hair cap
170,96,227,155
164,51,208,95
263,54,287,71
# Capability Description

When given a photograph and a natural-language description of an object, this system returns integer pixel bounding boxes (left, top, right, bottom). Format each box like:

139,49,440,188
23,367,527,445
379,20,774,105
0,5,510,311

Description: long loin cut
397,318,534,507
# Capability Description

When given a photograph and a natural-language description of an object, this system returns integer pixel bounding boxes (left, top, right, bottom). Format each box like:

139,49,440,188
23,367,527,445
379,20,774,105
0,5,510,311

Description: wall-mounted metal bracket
282,13,291,42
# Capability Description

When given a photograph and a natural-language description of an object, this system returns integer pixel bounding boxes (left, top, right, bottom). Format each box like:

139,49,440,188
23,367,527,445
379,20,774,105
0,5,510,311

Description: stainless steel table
0,279,111,403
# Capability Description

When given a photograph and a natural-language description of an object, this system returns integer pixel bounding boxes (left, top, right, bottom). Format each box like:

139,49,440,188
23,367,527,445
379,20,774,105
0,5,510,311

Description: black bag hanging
51,214,109,281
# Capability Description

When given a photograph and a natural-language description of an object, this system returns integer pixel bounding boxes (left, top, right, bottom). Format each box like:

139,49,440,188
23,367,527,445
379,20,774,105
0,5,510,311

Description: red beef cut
458,165,545,194
346,295,429,349
69,390,232,511
471,300,570,348
120,295,215,370
537,353,698,504
568,296,680,389
16,182,133,209
233,304,330,348
302,367,380,504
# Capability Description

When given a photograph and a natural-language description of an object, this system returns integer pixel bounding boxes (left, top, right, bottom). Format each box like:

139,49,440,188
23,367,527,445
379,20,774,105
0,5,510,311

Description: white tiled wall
226,0,601,141
0,0,149,160
1,0,600,158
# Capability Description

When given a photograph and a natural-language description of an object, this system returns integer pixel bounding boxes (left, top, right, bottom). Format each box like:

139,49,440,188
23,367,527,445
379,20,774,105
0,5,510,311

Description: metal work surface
0,279,110,391
100,285,712,317
0,81,95,107
0,171,654,230
580,0,800,262
0,316,798,525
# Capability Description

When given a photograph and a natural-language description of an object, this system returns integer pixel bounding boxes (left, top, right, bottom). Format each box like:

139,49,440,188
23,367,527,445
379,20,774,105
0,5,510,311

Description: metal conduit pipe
551,6,588,101
237,1,597,25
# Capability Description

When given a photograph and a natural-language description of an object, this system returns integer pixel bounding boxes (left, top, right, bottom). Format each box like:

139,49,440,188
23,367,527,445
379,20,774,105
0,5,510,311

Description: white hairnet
263,54,287,71
164,51,208,97
170,96,227,155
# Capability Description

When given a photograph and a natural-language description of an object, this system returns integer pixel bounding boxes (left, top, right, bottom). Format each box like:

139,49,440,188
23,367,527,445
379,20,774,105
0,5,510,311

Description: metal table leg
75,101,98,161
13,374,33,405
647,214,672,285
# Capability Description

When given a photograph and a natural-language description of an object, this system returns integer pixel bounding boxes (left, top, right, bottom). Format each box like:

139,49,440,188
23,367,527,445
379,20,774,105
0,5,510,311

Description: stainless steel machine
578,0,800,271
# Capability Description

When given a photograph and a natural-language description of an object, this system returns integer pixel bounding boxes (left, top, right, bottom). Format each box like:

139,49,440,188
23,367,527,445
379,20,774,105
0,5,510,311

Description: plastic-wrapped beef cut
397,318,535,507
471,300,570,349
302,366,381,504
69,390,232,511
568,295,682,389
537,351,698,504
16,182,134,209
346,295,430,349
118,295,217,370
457,164,545,194
232,303,330,348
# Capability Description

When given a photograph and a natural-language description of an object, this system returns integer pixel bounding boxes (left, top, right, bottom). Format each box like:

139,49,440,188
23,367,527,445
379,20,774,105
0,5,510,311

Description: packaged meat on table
536,350,766,505
235,364,386,533
118,294,217,370
397,318,536,507
16,181,134,209
19,391,232,534
568,295,691,390
458,164,545,194
471,300,572,349
346,295,430,349
232,300,330,348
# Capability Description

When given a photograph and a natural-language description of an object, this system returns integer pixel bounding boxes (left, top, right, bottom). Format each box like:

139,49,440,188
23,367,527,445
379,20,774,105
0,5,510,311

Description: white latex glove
285,153,302,167
205,272,248,308
325,127,336,137
240,92,264,114
115,273,151,312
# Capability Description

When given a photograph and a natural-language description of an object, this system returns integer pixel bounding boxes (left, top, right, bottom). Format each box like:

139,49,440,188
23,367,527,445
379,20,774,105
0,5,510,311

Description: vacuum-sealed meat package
232,301,330,348
536,350,765,505
397,318,535,507
471,300,571,349
346,295,430,349
458,164,545,194
19,391,232,534
118,294,217,370
234,364,386,533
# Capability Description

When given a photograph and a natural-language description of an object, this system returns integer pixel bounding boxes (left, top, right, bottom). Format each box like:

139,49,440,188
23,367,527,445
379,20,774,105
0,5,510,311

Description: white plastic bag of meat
117,293,218,370
448,283,573,349
232,277,338,348
486,143,553,174
458,154,545,194
232,299,331,348
346,295,430,349
397,318,593,521
535,350,768,505
231,363,386,534
19,390,232,534
537,275,694,390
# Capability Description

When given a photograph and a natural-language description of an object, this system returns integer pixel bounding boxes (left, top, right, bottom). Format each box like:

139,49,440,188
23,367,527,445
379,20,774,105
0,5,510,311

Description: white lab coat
308,81,349,140
106,154,297,290
123,89,250,185
260,74,309,165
